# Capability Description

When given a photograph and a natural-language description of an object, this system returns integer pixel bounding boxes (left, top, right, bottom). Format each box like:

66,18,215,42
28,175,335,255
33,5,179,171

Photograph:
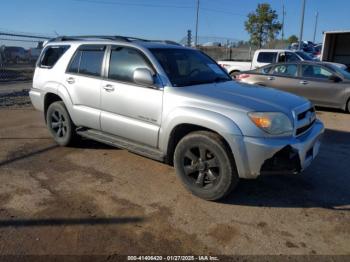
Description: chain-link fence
0,31,51,108
180,35,290,61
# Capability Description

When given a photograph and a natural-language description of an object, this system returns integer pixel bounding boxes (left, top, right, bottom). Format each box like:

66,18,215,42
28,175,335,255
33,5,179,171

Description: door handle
103,84,115,92
300,80,308,85
66,77,75,84
267,76,275,81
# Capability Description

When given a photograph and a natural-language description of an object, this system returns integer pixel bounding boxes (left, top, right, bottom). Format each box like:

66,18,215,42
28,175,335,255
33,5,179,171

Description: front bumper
236,120,324,178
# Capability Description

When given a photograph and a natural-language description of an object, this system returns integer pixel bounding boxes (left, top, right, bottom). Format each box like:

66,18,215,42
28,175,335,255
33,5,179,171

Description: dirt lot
0,84,349,257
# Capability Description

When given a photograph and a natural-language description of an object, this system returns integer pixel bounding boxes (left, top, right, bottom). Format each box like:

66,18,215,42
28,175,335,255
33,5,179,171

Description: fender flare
159,106,243,153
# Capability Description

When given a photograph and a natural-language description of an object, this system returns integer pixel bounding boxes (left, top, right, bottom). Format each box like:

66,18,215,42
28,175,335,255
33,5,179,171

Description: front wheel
229,71,240,79
46,101,76,146
174,131,239,201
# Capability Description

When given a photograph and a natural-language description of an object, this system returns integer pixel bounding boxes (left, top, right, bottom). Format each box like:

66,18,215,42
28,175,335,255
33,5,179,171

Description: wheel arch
160,107,243,165
43,84,75,123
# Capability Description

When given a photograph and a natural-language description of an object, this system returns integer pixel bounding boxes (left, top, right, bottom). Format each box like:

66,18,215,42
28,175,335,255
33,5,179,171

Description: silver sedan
237,61,350,112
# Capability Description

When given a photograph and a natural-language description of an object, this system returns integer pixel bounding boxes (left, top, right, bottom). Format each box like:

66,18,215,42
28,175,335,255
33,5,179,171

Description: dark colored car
3,46,27,63
237,61,350,112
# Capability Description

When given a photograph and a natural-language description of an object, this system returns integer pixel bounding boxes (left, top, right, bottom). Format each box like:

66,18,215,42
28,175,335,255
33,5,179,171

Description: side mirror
133,68,155,86
329,75,342,83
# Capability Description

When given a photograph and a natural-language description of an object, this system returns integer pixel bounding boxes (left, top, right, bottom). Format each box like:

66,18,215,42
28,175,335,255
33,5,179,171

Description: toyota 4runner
30,36,324,200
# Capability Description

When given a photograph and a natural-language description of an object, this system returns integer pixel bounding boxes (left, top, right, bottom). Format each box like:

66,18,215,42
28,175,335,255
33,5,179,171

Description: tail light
236,74,250,80
219,64,230,68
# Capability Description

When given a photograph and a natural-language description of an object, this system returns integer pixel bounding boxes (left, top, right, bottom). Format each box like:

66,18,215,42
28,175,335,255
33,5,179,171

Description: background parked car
27,47,42,63
3,46,28,64
218,49,344,78
236,61,350,112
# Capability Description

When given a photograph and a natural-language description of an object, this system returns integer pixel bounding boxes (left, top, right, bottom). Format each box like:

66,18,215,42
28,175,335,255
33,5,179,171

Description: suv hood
175,80,310,115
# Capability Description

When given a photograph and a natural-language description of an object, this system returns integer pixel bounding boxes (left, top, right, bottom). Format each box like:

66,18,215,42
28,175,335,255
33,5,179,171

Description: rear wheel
46,101,76,146
229,71,240,79
174,131,239,201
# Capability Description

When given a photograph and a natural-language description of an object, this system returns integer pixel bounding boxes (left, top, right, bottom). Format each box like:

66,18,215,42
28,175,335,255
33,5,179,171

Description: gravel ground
0,81,32,108
0,84,349,259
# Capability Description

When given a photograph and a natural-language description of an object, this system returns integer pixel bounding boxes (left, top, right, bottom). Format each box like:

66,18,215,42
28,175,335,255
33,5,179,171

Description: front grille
296,119,316,136
297,107,315,120
295,106,316,136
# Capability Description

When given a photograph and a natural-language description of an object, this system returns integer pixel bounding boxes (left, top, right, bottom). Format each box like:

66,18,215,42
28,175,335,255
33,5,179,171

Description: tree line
244,3,299,48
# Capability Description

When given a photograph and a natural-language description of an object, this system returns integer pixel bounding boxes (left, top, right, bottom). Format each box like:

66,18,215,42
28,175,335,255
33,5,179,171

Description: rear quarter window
39,45,70,68
257,52,277,63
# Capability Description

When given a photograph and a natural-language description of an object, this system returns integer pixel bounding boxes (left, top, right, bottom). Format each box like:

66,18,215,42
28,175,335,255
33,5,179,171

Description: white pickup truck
218,49,316,78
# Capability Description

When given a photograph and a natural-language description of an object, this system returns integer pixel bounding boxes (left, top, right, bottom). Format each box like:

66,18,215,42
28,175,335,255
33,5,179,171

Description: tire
174,131,239,201
46,101,76,146
229,71,240,79
346,99,350,113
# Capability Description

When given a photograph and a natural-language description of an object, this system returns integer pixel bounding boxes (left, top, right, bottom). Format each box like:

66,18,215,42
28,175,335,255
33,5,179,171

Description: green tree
245,3,282,48
287,35,299,44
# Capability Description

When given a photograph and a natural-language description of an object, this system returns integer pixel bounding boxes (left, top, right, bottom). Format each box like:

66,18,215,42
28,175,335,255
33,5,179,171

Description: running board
76,128,165,162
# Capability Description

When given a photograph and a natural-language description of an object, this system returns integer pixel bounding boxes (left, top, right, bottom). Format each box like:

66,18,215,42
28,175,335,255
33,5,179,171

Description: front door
100,45,163,148
299,64,344,107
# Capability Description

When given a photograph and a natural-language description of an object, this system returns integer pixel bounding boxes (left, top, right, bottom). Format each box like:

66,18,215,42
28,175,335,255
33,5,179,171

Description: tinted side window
257,52,277,63
272,64,298,77
258,66,272,74
108,46,152,83
40,46,69,68
68,51,81,74
67,45,105,77
301,65,333,79
285,52,300,62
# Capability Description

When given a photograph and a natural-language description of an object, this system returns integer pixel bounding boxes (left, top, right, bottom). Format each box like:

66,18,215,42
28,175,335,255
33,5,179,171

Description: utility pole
313,12,319,43
195,0,200,47
298,0,306,50
281,3,286,41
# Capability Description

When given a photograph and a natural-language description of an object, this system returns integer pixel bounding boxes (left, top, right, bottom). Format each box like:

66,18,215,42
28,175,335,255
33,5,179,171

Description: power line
201,8,245,16
73,0,194,9
73,0,245,16
313,11,319,43
298,0,306,50
195,0,200,47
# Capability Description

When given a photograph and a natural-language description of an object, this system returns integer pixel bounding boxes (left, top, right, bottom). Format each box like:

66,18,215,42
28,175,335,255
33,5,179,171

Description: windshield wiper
179,77,231,87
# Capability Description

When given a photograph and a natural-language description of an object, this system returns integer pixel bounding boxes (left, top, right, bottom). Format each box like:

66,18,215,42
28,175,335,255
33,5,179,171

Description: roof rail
148,40,182,46
48,35,182,46
49,35,133,42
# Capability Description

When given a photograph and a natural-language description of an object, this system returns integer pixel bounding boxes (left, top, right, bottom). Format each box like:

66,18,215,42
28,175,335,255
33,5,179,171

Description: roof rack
48,35,182,46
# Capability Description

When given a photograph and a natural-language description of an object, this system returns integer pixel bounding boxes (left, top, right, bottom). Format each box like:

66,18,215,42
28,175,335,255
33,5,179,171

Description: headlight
248,112,293,135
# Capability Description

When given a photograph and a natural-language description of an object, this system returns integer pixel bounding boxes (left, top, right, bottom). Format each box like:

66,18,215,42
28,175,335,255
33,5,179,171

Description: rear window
67,45,106,77
39,46,70,68
257,52,277,63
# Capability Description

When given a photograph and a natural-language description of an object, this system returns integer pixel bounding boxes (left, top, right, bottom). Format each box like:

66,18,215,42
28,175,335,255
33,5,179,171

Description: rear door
262,64,301,94
65,45,106,130
299,64,344,106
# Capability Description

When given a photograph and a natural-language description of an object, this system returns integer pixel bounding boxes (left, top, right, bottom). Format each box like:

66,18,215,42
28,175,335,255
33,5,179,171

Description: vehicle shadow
316,106,346,114
0,138,116,168
74,138,117,150
0,216,144,228
222,128,350,210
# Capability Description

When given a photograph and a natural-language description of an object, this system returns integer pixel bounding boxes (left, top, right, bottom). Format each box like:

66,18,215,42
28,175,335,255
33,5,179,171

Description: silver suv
30,36,324,200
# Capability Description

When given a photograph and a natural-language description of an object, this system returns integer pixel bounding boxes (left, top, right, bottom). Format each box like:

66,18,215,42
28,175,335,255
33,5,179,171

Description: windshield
328,64,350,80
150,48,231,87
295,51,313,61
